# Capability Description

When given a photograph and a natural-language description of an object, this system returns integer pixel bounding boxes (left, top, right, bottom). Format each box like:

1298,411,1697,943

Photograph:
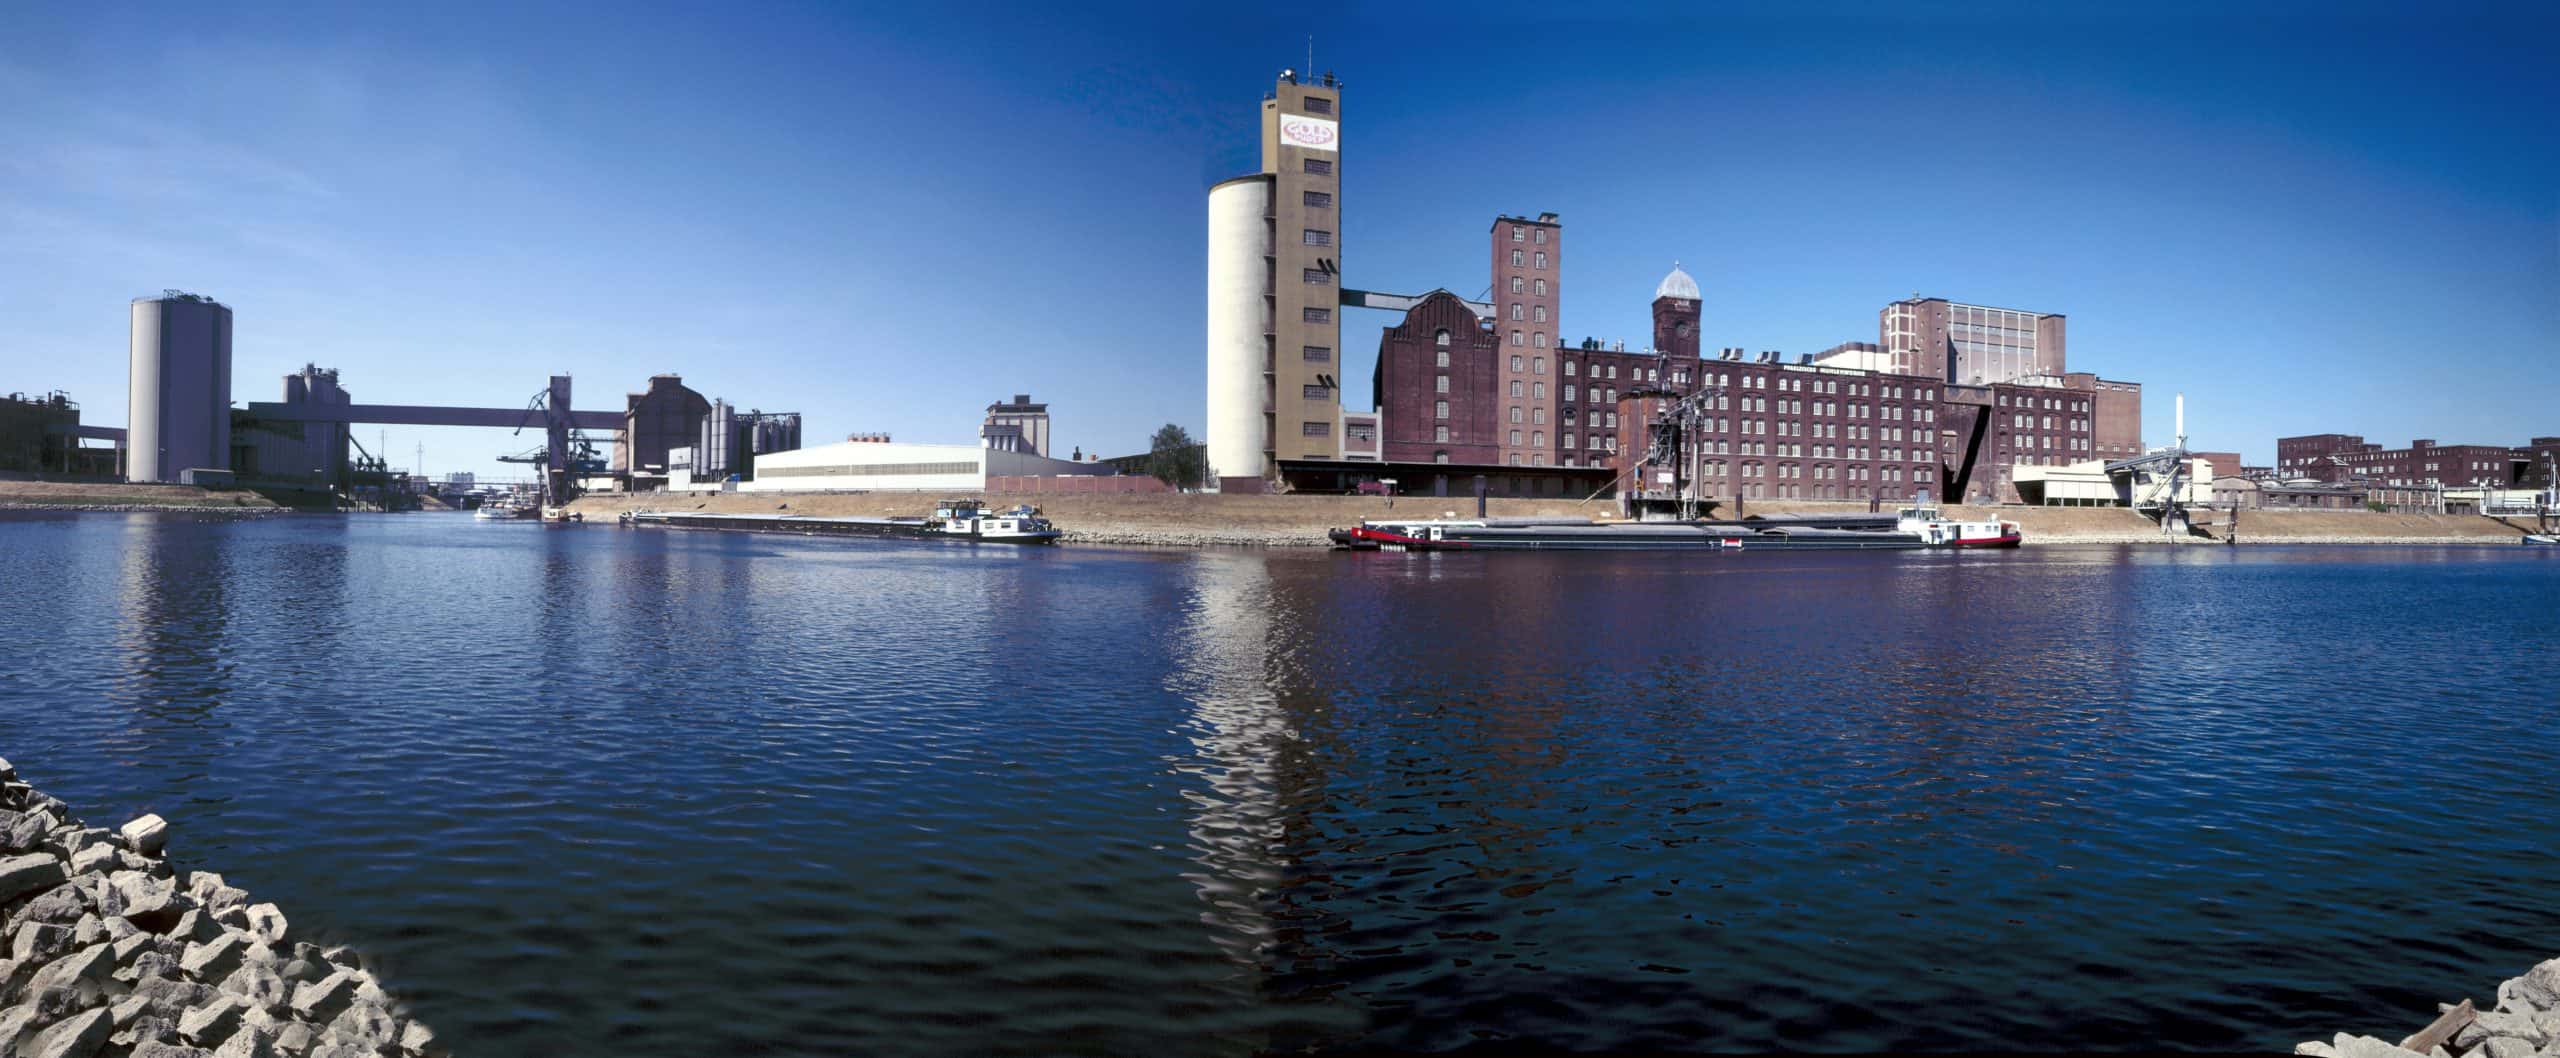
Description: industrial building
712,437,1113,494
233,364,355,490
0,392,118,476
981,394,1051,456
2274,434,2532,488
1206,69,1348,491
126,292,234,484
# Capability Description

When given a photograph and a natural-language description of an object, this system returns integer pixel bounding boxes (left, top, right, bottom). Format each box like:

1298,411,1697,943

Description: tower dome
1655,263,1700,302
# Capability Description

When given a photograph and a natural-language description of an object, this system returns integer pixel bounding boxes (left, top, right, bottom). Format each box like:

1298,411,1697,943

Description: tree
1147,424,1205,489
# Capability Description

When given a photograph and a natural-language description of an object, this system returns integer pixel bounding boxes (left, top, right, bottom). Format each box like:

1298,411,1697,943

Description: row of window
1508,303,1548,323
1507,225,1549,244
1690,461,1932,483
1507,276,1548,295
1506,249,1550,269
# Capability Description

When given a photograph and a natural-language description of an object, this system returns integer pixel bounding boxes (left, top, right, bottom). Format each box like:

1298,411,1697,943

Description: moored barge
1331,504,2020,552
629,499,1061,545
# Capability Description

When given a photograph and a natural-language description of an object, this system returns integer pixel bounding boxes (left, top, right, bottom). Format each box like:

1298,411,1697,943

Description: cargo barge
1330,504,2020,552
627,499,1061,545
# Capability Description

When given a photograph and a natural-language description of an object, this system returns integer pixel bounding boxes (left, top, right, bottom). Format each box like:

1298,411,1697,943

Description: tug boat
628,499,1061,545
1330,503,2020,552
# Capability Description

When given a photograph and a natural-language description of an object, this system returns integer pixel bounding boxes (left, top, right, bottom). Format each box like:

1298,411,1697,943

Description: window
1435,425,1449,442
1534,252,1547,269
1511,225,1524,242
1434,451,1449,464
1435,351,1449,370
1303,384,1331,400
1535,279,1547,295
1511,355,1524,372
1511,303,1524,320
1535,228,1547,245
1511,249,1524,267
1532,432,1545,448
1303,345,1331,361
1510,380,1523,397
1304,96,1333,115
1533,357,1546,375
1564,361,1577,376
1510,276,1523,294
1605,412,1617,428
1509,454,1522,466
1509,430,1522,446
1302,421,1329,437
1303,191,1332,209
1564,385,1578,401
1435,401,1448,419
1563,433,1576,449
1303,158,1332,175
1533,332,1547,348
1588,433,1601,450
1510,330,1523,347
1510,408,1524,424
1534,306,1547,323
1302,307,1330,323
1532,382,1545,399
1302,268,1330,284
1532,408,1546,424
1303,229,1331,246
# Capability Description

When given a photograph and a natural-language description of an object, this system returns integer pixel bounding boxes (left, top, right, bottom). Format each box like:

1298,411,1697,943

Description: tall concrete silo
1205,175,1272,490
126,293,234,483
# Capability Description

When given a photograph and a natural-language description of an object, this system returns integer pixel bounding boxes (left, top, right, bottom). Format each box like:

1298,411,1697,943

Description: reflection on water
2,513,2556,1056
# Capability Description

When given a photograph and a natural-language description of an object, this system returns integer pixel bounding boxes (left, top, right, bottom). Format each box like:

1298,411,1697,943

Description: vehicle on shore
628,499,1061,545
1329,503,2021,552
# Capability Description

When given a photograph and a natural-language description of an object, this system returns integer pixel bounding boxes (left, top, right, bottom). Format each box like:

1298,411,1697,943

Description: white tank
1205,177,1272,486
126,295,234,483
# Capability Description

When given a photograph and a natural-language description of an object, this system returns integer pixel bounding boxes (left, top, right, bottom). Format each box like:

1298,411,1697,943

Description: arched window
1434,450,1449,464
1434,329,1450,347
1511,249,1523,267
1533,306,1547,323
1535,279,1547,295
1435,349,1449,368
1532,357,1546,375
1563,433,1576,448
1531,432,1545,448
1533,332,1547,348
1511,303,1524,321
1532,408,1546,424
1510,380,1523,397
1509,407,1523,424
1511,330,1522,346
1532,382,1545,399
1510,276,1523,293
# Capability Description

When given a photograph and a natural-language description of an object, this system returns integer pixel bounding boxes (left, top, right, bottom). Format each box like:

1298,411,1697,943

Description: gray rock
2338,1034,2432,1058
2297,1044,2339,1057
0,757,14,780
25,1007,113,1058
5,810,57,854
2522,961,2560,1013
2459,1011,2545,1048
211,1026,276,1058
280,956,331,985
242,903,287,946
32,982,95,1022
182,932,248,981
0,1005,36,1052
317,946,363,973
72,911,104,947
29,941,116,997
113,929,157,962
328,999,396,1047
69,843,118,877
129,949,181,981
123,1014,182,1047
221,962,291,1014
270,1022,315,1057
119,815,170,857
112,992,156,1027
104,915,138,942
132,1043,214,1058
396,1019,434,1054
2485,1038,2538,1058
290,969,357,1022
13,920,74,963
168,909,220,942
18,881,93,924
0,851,68,904
178,994,247,1045
134,974,218,1011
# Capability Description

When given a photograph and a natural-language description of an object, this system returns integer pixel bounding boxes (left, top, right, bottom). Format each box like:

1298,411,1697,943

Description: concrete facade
1882,297,2066,386
982,393,1051,457
1263,72,1345,465
615,375,712,481
126,294,233,483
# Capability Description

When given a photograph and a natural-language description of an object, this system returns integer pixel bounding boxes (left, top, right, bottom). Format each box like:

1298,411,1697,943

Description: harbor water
1,511,2555,1055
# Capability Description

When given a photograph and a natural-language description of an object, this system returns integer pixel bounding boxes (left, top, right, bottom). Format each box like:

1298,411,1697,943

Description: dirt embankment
566,490,2532,548
0,481,298,512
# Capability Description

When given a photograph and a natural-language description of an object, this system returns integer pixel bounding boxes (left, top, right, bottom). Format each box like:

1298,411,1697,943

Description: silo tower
126,292,234,483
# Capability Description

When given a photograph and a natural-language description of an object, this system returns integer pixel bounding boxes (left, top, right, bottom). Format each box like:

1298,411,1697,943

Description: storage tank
1205,175,1272,489
126,293,234,483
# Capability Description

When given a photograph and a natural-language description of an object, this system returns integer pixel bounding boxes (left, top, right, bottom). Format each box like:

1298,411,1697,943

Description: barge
628,499,1061,545
1330,504,2020,552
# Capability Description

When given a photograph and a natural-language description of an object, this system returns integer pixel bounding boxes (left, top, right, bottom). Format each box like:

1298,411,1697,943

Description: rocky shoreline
0,504,284,515
2298,959,2560,1058
0,758,437,1058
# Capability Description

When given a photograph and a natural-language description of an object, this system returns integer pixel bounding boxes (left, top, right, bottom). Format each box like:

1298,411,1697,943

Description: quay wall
566,490,2530,548
0,756,440,1057
0,481,286,512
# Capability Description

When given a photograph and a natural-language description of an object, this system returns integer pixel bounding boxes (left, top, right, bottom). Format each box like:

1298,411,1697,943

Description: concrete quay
2297,959,2560,1058
0,758,439,1058
565,490,2532,549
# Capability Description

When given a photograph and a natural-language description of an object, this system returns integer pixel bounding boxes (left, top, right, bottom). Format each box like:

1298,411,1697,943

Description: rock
132,1043,214,1058
2298,1043,2339,1057
69,843,118,877
123,1014,182,1047
113,929,157,962
168,909,220,942
25,1007,113,1058
134,974,218,1010
211,1026,276,1058
13,920,74,963
2520,961,2560,1013
29,941,117,997
182,933,248,981
112,992,157,1026
0,757,14,780
2338,1034,2433,1058
328,1000,397,1048
272,1021,316,1055
119,815,170,857
221,962,292,1014
397,1019,434,1054
178,995,247,1045
2486,1039,2539,1058
290,969,357,1023
2459,1011,2545,1048
129,949,181,981
279,956,331,985
104,915,138,942
242,903,287,946
72,911,105,947
0,851,68,904
5,810,57,854
16,881,91,926
0,1005,36,1052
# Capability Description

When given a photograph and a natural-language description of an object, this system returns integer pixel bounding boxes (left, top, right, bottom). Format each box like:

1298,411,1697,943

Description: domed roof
1655,263,1700,302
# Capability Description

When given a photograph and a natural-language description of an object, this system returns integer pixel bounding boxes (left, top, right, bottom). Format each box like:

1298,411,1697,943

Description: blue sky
3,1,2554,478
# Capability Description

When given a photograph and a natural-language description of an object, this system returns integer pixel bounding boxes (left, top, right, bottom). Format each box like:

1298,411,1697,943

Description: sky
3,1,2555,479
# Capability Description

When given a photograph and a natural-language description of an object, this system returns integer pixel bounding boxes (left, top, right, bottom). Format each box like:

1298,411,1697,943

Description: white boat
473,498,535,520
628,499,1061,545
1332,503,2020,552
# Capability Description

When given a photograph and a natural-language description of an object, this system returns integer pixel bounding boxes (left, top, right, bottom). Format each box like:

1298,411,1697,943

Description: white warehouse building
672,439,1109,493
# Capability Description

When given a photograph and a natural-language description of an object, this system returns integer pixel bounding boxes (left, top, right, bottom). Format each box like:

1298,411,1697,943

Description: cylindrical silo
1205,175,1272,490
126,294,234,483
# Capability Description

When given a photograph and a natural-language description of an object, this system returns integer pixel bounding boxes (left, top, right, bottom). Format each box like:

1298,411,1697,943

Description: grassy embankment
0,480,302,511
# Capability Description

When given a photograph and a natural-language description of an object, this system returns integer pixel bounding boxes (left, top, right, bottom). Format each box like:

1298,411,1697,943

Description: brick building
2275,434,2523,487
1371,290,1503,465
1490,213,1561,468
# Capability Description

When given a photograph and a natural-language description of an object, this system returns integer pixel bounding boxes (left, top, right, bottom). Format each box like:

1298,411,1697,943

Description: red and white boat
1329,503,2021,552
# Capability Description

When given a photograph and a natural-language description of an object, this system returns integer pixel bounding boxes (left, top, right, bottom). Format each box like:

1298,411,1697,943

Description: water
2,511,2555,1055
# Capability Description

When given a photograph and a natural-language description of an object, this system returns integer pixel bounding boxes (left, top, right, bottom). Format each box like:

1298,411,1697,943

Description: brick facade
2275,434,2525,487
1372,291,1502,465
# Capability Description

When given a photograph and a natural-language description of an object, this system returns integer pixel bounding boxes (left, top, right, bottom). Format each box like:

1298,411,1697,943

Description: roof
1655,264,1700,302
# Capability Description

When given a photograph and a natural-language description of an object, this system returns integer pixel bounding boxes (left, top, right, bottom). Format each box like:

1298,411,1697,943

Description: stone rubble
0,757,442,1058
2299,959,2560,1058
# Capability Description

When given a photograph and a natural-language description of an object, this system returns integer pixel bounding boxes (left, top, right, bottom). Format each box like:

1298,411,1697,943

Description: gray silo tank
126,294,235,483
